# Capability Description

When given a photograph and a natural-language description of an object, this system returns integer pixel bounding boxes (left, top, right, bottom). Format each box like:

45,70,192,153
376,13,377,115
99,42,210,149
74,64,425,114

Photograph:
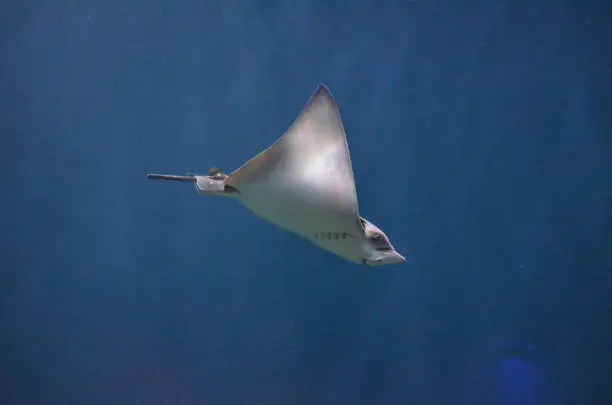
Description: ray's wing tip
309,83,338,109
314,83,332,97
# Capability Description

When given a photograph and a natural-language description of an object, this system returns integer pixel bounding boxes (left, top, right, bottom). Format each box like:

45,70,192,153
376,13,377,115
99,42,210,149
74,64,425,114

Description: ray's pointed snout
365,250,406,266
389,252,406,264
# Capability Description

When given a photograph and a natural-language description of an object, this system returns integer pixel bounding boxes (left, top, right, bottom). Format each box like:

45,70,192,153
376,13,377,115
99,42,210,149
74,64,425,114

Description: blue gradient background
2,1,611,404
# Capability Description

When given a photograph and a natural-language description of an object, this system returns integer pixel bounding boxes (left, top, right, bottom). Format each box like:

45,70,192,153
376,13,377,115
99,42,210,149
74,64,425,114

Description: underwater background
2,0,611,404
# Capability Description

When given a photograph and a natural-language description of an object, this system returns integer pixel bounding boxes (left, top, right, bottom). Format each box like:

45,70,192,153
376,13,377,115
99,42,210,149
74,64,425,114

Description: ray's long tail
147,174,196,182
147,171,237,197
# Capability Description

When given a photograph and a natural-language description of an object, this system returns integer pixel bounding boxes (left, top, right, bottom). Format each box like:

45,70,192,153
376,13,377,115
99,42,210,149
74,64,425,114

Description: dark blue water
2,1,611,404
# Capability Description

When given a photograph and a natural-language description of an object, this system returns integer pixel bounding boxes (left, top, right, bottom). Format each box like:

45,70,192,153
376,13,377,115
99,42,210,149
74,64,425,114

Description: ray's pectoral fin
147,168,238,198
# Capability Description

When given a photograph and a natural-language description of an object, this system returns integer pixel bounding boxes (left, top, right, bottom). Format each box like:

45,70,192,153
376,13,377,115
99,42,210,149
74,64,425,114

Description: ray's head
359,217,405,266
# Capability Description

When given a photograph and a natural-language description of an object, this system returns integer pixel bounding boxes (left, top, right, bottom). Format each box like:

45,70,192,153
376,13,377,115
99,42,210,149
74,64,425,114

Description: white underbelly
235,183,364,263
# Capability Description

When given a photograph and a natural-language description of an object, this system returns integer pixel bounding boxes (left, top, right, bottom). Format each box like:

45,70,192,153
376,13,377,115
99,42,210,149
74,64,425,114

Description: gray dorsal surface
226,84,362,240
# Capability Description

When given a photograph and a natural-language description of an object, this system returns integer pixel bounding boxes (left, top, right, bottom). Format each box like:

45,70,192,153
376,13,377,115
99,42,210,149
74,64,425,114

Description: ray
148,84,405,266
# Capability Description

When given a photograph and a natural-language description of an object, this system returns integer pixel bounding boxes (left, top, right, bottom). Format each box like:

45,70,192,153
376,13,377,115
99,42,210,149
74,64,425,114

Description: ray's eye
366,230,384,242
372,233,384,241
369,232,392,251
